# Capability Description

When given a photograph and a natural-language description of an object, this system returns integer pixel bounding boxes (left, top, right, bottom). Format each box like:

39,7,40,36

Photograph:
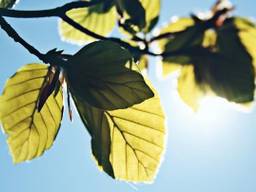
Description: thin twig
0,0,209,61
149,31,186,43
0,1,162,57
0,16,47,63
0,1,103,18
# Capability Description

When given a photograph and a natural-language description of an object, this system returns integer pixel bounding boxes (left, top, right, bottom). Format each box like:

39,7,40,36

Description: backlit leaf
116,0,146,30
158,17,256,109
60,2,116,44
177,65,206,111
0,0,17,8
73,82,165,182
208,20,255,103
65,40,154,110
157,17,195,50
162,62,181,77
140,0,161,32
138,55,148,71
0,64,64,163
118,0,161,35
162,23,204,64
231,17,256,70
157,18,200,76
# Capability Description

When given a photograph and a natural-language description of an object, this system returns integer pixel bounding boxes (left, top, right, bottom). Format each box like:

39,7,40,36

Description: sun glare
187,96,253,127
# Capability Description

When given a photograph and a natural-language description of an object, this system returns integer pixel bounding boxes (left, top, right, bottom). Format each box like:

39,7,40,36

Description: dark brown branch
149,31,186,43
0,0,189,60
0,1,103,18
0,16,47,63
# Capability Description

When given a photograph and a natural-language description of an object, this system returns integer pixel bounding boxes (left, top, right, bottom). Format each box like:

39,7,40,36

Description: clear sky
0,0,256,192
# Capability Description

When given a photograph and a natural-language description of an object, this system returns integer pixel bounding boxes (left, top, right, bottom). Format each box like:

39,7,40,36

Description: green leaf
177,65,208,111
231,17,256,70
157,18,199,76
158,18,195,50
159,17,256,109
194,53,254,104
207,18,255,103
72,82,165,182
140,0,161,32
0,64,64,163
118,0,160,35
115,0,146,30
0,0,17,8
60,2,116,44
162,23,204,64
137,55,149,71
65,40,154,110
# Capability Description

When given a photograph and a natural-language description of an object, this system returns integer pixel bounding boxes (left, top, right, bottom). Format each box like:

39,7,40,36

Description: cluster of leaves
0,0,165,183
157,8,256,110
60,0,161,70
1,0,256,184
60,0,160,43
0,41,165,182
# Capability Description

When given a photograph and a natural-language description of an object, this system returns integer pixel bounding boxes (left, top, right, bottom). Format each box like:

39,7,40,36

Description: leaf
195,53,254,104
137,55,148,71
157,18,200,76
0,0,17,8
177,65,207,111
118,0,160,35
72,82,165,182
208,18,255,103
159,17,256,109
65,40,154,110
0,64,64,163
157,18,195,50
231,17,256,70
140,0,161,32
177,46,254,109
60,3,116,44
162,23,204,63
115,0,146,30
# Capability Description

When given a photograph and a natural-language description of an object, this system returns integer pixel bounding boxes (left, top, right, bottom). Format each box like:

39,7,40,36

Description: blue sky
0,0,256,192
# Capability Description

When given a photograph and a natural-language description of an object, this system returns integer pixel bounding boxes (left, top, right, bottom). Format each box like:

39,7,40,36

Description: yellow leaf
0,64,63,163
60,4,116,44
118,0,161,35
177,65,206,111
0,0,17,8
137,55,149,71
234,17,256,70
73,82,165,182
162,60,182,77
158,17,256,109
158,17,195,50
140,0,161,32
157,18,199,77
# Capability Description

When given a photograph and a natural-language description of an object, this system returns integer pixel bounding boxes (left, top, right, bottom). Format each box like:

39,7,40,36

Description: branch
149,31,186,43
0,0,187,60
0,16,47,63
0,1,103,18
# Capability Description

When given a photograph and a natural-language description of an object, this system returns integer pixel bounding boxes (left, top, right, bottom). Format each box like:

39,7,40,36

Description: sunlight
176,96,235,137
178,95,254,125
194,96,233,123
